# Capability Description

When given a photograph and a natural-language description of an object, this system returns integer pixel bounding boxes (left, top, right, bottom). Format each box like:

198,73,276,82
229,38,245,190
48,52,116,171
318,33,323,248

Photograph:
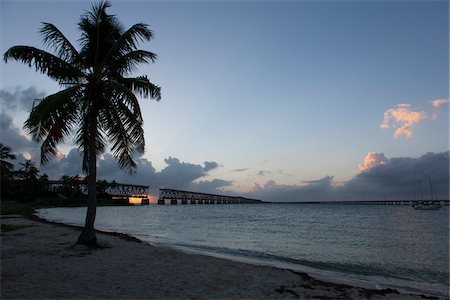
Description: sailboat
412,176,442,210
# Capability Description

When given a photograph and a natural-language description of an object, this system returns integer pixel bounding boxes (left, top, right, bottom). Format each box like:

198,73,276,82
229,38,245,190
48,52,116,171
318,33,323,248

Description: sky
1,0,449,201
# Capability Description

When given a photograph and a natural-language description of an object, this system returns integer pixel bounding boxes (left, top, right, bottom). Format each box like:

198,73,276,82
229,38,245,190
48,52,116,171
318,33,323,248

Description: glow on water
37,203,449,297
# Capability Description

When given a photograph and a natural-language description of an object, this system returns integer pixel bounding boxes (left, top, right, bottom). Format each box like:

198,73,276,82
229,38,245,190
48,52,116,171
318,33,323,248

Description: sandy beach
1,215,442,299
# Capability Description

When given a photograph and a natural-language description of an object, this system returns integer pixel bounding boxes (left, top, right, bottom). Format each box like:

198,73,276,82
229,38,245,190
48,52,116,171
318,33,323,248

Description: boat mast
428,176,439,201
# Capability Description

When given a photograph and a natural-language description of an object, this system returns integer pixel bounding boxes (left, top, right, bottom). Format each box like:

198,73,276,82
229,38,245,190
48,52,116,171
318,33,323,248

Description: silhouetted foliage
0,143,17,200
4,1,161,245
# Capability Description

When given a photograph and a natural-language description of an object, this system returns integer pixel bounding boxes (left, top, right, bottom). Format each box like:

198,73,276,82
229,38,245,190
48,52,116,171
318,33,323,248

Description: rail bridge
298,200,449,206
158,188,263,205
48,180,149,203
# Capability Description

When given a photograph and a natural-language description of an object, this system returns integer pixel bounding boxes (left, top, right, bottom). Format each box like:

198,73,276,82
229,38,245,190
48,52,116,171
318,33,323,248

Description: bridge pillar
190,200,196,204
198,200,203,204
141,198,149,205
171,199,178,205
157,199,165,205
181,199,188,205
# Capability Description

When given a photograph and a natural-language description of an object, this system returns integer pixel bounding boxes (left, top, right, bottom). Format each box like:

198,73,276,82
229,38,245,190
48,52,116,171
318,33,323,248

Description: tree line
1,143,126,205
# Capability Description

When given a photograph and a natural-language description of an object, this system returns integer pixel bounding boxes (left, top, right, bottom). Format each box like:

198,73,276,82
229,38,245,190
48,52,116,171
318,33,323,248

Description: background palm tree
0,144,17,200
0,143,16,172
4,1,161,245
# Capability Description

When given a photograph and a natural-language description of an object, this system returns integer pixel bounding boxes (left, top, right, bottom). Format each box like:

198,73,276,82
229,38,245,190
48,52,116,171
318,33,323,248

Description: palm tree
0,143,16,172
4,1,161,245
0,144,16,200
17,159,40,182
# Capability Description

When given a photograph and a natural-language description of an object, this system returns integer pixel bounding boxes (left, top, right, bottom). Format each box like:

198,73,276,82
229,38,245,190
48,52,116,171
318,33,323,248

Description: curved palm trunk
77,114,98,246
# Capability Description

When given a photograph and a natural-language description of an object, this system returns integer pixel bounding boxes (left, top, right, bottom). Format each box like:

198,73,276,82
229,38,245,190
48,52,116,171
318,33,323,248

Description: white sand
1,215,440,299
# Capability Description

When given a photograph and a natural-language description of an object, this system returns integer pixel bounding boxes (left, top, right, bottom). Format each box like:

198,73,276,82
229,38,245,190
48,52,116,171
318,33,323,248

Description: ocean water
37,204,449,297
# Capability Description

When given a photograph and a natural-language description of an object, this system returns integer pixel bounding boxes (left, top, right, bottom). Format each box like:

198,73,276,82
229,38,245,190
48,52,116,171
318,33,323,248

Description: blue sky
1,0,448,200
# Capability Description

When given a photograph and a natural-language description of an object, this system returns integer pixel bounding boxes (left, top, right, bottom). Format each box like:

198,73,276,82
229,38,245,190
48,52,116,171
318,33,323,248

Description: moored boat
412,176,442,210
412,201,442,210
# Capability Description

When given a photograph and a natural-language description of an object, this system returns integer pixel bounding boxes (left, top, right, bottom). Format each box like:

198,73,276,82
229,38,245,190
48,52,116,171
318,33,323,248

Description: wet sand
0,215,441,299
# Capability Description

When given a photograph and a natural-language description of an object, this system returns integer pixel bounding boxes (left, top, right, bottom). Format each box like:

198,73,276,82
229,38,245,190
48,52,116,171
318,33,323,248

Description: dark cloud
97,155,227,194
246,176,335,202
203,161,219,172
35,149,228,195
158,157,214,190
303,176,334,185
344,152,449,199
40,148,84,178
192,179,233,194
257,170,271,176
0,86,46,112
0,111,40,163
0,87,48,165
232,168,249,172
245,153,449,201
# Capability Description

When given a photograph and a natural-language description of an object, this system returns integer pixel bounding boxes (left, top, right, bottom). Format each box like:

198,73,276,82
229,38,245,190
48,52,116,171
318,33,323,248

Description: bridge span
298,200,449,206
158,188,263,205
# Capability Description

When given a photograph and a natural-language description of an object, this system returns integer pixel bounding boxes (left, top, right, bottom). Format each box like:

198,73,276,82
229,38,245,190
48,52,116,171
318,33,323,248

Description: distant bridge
48,180,149,203
158,188,263,205
297,200,450,206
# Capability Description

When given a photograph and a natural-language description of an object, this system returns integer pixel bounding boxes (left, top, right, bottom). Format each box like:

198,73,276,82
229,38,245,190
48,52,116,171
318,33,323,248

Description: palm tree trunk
77,115,98,246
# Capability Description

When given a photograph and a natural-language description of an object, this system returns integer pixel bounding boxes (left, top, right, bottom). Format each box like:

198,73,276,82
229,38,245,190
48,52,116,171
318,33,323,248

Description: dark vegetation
1,143,129,216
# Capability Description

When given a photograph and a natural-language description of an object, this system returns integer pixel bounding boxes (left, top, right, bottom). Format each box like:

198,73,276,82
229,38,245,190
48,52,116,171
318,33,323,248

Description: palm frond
0,144,16,161
3,46,85,84
24,86,83,165
99,96,145,173
78,1,124,67
105,23,153,60
40,22,79,62
123,76,161,101
113,50,157,75
103,80,143,119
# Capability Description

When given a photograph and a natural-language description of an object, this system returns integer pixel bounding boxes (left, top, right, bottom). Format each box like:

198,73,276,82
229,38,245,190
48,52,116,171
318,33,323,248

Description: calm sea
37,204,449,297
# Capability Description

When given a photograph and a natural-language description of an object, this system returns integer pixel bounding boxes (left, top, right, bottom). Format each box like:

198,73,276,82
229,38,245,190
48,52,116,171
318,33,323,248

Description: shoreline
1,214,444,299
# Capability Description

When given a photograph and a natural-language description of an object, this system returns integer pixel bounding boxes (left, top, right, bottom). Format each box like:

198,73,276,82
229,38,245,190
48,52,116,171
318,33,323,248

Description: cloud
203,161,219,172
381,104,426,139
244,152,449,201
0,111,40,163
0,86,45,112
302,175,334,185
38,150,228,195
430,98,449,121
192,179,233,194
257,170,271,176
246,176,335,202
358,152,389,172
345,152,449,199
381,99,448,138
431,98,449,109
231,168,249,172
39,148,84,177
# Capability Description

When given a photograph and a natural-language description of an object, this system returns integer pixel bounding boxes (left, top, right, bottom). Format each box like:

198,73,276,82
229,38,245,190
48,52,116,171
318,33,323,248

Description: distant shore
1,215,443,299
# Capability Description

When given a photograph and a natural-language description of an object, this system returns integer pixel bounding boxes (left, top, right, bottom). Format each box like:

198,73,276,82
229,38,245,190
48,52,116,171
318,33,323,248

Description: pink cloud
429,98,449,122
359,152,389,172
431,98,449,109
380,104,426,139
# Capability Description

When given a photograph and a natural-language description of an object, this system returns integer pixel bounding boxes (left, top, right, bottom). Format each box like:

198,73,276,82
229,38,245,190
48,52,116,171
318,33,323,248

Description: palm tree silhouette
0,144,16,172
4,1,161,245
